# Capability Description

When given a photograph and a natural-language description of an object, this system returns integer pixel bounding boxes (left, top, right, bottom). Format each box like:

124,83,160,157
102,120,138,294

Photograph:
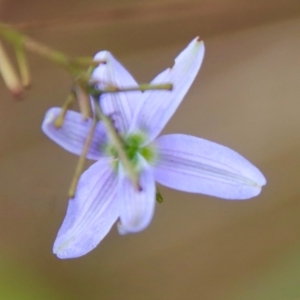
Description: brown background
0,0,300,299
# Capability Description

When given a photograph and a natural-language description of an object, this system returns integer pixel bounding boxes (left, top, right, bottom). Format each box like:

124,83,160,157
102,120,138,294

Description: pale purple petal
118,157,155,233
53,158,119,259
130,37,205,143
93,51,142,133
154,134,266,200
42,107,106,160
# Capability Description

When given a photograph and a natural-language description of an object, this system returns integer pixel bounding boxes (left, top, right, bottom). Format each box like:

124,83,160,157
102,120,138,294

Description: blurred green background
0,0,300,299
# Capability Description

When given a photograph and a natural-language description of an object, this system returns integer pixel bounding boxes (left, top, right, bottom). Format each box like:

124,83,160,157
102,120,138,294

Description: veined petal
53,158,119,259
154,134,266,200
130,37,205,143
118,157,156,233
42,107,106,160
93,51,142,133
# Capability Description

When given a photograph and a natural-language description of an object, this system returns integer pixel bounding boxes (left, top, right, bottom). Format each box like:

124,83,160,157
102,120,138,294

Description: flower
42,37,266,259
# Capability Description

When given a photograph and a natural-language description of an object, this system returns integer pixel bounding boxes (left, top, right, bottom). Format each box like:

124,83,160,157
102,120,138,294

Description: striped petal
93,51,142,134
130,37,205,143
42,107,106,160
154,134,266,200
53,158,119,259
118,157,155,233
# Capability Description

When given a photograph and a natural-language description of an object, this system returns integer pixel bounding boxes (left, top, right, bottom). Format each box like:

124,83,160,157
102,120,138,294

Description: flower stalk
0,24,102,70
0,40,23,97
0,23,106,91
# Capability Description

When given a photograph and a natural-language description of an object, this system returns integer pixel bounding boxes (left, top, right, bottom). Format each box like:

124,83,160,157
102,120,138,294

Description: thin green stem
0,23,102,78
54,91,76,128
68,117,98,198
89,83,173,96
75,83,92,120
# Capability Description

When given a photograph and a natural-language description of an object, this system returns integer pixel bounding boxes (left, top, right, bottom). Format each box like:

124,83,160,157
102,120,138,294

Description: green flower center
124,133,156,164
106,133,156,169
124,134,144,163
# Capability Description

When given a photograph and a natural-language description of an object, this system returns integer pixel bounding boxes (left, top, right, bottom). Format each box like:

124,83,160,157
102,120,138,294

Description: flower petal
130,37,205,143
53,158,119,259
154,134,266,200
118,157,155,233
93,51,142,133
42,107,106,160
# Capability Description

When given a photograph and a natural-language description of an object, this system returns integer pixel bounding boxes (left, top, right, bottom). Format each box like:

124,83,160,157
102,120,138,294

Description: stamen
54,91,76,128
68,116,97,198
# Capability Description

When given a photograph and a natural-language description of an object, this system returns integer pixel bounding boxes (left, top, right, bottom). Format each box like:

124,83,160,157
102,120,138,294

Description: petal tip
252,168,267,188
52,240,84,260
43,107,58,122
53,245,67,260
93,50,109,61
41,107,60,132
193,36,204,47
52,237,73,259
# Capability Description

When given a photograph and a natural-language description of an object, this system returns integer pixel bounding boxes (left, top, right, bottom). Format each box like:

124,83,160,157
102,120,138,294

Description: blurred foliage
231,244,300,300
0,255,65,300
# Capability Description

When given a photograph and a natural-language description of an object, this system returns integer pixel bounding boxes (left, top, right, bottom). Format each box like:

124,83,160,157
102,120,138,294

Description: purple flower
42,37,266,259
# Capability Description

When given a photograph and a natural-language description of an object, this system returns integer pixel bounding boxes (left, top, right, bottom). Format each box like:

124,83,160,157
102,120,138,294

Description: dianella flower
42,37,266,259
